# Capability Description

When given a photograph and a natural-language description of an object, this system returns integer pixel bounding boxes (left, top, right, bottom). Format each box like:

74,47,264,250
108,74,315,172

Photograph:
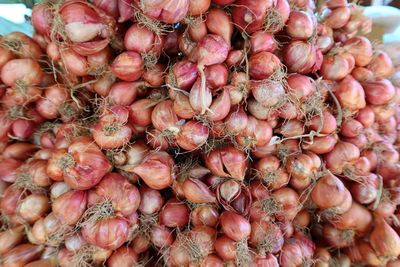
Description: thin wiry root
269,64,288,85
134,255,154,267
257,226,280,255
34,121,59,135
59,102,79,120
233,136,254,159
342,166,366,184
50,13,67,44
263,8,284,33
200,136,228,154
258,170,279,187
341,229,355,241
131,213,158,240
261,197,281,216
134,9,171,35
166,71,179,90
77,199,114,230
237,81,250,101
71,245,97,267
87,66,109,78
153,127,179,147
277,143,299,164
300,89,326,125
7,106,27,120
105,148,127,166
179,233,205,263
1,38,26,57
175,156,200,179
45,0,68,44
183,15,205,28
142,52,159,70
15,80,28,94
15,172,46,194
103,122,122,136
193,115,213,130
57,153,75,171
0,214,12,231
47,224,72,246
156,247,171,267
236,238,252,267
320,207,343,221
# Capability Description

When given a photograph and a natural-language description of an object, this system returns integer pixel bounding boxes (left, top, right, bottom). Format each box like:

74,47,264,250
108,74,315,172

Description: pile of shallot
0,0,400,266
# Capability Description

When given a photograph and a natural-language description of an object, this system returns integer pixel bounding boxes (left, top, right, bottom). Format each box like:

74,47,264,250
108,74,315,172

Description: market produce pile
1,0,400,266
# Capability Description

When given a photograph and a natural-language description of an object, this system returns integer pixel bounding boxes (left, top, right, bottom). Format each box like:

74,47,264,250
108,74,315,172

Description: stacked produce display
0,0,400,266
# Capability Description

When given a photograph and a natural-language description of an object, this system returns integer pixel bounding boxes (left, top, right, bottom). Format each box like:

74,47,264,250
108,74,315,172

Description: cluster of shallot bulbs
0,0,400,266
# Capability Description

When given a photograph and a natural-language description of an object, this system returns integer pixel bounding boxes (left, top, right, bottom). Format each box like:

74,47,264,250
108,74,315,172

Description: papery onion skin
60,137,112,190
231,0,274,34
62,49,88,76
140,0,189,24
150,225,174,249
249,220,284,254
17,194,51,224
52,190,87,225
0,158,22,183
2,32,42,60
124,23,156,53
31,4,52,36
250,31,277,54
107,247,138,267
362,79,396,105
60,1,113,42
220,211,251,241
90,173,140,216
129,99,157,127
182,178,216,203
2,244,43,267
311,174,349,209
201,254,224,267
344,36,373,67
367,51,394,79
191,205,219,227
324,141,360,173
159,198,190,228
283,40,322,74
206,8,233,47
271,187,300,222
320,53,355,81
330,201,372,234
370,215,400,257
249,51,281,80
334,75,366,112
323,223,355,248
215,235,236,261
110,51,144,81
92,110,132,149
133,151,175,190
286,10,315,40
1,59,43,87
280,241,303,267
324,6,351,29
81,217,129,250
204,146,248,180
176,121,209,151
139,184,164,215
0,226,25,254
108,81,140,106
1,186,26,215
